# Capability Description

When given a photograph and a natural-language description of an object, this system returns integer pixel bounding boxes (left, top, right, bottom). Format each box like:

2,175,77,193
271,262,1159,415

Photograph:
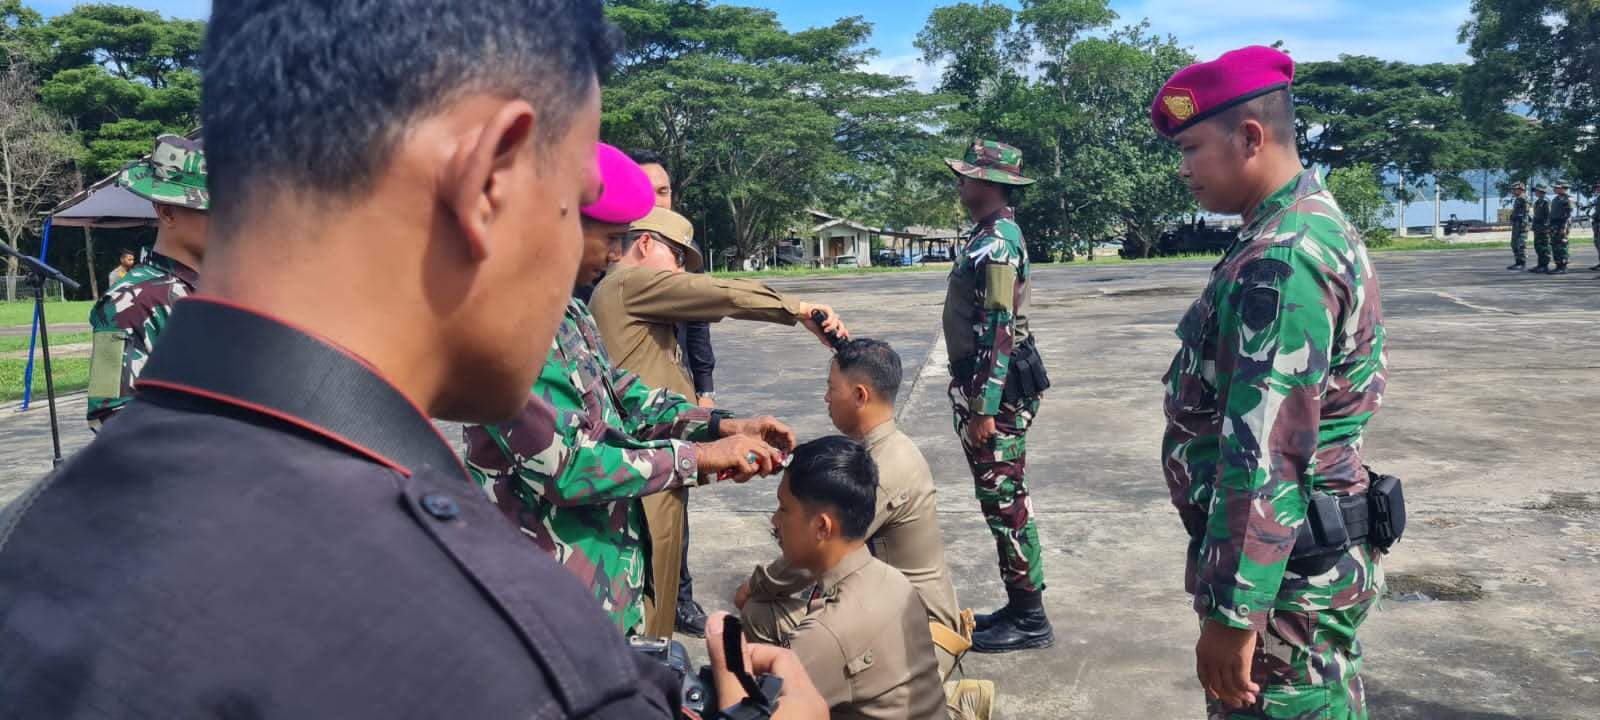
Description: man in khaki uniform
737,338,965,677
590,206,849,638
765,436,945,720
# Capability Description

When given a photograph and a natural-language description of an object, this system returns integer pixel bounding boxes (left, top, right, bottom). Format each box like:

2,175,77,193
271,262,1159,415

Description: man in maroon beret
1154,46,1394,720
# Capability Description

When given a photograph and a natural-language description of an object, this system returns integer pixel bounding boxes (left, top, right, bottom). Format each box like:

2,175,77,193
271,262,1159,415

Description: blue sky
39,0,1473,83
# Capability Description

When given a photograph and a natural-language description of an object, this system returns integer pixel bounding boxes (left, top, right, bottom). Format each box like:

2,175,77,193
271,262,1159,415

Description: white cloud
1114,0,1472,64
863,51,947,92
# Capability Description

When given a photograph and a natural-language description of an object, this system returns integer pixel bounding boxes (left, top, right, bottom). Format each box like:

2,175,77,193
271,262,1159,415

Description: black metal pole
33,281,63,467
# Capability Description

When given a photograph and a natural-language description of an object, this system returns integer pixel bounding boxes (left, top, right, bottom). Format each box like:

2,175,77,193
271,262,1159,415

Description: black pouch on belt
1001,338,1051,404
1286,493,1357,577
1366,469,1406,552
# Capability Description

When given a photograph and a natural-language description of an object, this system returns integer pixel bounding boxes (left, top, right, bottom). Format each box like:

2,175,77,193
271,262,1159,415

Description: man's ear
442,101,537,263
814,512,834,543
852,383,871,408
1240,118,1267,157
154,203,177,228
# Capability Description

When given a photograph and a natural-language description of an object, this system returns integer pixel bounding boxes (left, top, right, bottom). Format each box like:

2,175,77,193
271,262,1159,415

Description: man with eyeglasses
590,206,850,640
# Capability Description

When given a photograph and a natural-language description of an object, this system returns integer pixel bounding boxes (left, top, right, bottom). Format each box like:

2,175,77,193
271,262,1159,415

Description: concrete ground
3,248,1598,718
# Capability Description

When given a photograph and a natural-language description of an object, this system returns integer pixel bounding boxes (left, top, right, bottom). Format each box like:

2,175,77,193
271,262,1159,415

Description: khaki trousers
640,489,686,638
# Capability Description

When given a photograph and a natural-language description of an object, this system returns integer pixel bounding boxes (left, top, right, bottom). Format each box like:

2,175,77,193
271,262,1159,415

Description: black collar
136,297,464,478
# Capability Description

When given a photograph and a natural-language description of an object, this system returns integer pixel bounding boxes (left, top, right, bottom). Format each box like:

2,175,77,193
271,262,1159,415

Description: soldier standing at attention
463,144,791,635
1531,184,1552,273
942,138,1054,654
1506,182,1529,270
1548,181,1573,274
1153,46,1391,719
86,134,208,430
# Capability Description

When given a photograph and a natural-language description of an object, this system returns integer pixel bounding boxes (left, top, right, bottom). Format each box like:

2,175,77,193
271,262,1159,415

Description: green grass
0,332,92,355
0,300,95,328
1371,238,1506,252
0,357,90,403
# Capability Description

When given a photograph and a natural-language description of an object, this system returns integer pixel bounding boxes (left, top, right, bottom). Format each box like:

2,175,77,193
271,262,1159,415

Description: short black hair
202,0,622,231
834,338,902,403
627,149,666,168
1217,88,1296,148
119,250,135,258
786,436,877,540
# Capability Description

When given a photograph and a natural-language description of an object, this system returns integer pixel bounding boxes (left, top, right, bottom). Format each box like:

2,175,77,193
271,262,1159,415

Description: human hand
705,612,828,719
797,302,848,349
967,415,998,446
720,415,796,452
697,436,784,483
1196,620,1260,709
734,580,752,611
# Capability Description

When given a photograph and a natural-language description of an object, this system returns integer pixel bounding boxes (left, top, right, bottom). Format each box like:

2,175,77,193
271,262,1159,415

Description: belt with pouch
950,337,1051,404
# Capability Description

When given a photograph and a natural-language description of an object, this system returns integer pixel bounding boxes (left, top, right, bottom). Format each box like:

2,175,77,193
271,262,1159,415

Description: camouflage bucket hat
1511,182,1525,191
945,139,1035,186
117,134,208,211
1553,181,1569,189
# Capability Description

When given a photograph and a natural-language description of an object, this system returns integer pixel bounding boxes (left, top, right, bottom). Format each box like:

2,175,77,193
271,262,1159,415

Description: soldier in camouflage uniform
1548,181,1573,274
1153,46,1389,720
1506,182,1528,270
1530,185,1552,273
463,144,791,635
942,139,1054,654
86,134,208,430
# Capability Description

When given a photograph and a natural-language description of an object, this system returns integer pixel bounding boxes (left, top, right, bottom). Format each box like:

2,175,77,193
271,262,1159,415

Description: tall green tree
603,0,944,266
15,4,202,178
1293,56,1508,211
1459,0,1598,185
917,2,1194,261
0,62,78,301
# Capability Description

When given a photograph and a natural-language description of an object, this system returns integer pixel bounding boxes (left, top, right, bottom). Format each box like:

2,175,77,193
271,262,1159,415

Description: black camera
628,616,783,720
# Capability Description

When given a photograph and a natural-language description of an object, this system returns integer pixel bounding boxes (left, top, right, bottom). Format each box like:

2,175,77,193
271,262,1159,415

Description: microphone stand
0,243,80,467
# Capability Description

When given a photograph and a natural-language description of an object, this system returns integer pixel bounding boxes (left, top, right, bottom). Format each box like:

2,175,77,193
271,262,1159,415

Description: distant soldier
1506,182,1529,270
86,134,208,430
107,250,136,287
1548,181,1573,274
1530,184,1552,273
1589,181,1600,272
1153,46,1396,719
942,138,1054,654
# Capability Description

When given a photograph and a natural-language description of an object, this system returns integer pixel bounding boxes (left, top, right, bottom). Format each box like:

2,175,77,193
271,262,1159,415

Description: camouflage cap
1511,182,1525,191
630,207,703,272
1534,184,1548,193
1553,180,1569,189
945,139,1035,186
117,134,208,211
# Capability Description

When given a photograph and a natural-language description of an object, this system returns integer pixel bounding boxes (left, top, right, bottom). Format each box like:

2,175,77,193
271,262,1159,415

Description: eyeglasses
669,245,687,268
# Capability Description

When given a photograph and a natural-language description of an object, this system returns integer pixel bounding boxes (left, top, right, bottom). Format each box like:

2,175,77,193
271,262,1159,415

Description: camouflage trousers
1510,226,1527,264
949,381,1045,594
1550,228,1569,267
1533,228,1551,267
1204,546,1382,720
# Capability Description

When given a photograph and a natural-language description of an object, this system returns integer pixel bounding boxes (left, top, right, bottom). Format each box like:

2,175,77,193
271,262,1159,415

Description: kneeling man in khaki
758,435,945,720
738,339,967,679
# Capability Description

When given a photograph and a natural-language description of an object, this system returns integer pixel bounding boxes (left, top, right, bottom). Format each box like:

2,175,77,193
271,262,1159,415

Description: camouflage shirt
1532,197,1550,229
1510,197,1529,228
1162,169,1388,632
463,298,715,634
942,206,1032,416
1549,194,1572,230
86,252,199,430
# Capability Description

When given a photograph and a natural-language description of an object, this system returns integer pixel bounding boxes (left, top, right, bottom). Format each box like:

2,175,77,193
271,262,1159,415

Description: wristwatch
707,409,734,437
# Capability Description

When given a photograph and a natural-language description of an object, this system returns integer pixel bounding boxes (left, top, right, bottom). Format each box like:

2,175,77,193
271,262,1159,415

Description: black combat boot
1507,261,1525,270
675,599,707,638
973,605,1014,632
1530,265,1549,274
1552,265,1568,275
972,591,1053,653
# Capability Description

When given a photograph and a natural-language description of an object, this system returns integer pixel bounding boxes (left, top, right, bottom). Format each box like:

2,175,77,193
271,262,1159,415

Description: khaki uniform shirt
589,265,802,396
786,546,945,720
749,421,960,631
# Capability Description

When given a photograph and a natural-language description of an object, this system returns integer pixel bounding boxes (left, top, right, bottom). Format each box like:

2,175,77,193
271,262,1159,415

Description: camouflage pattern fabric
945,139,1035,186
945,207,1032,416
950,383,1045,593
1509,196,1529,265
1206,570,1378,720
463,298,714,634
116,134,208,211
86,252,198,430
1162,169,1387,645
1549,194,1572,267
1532,196,1551,267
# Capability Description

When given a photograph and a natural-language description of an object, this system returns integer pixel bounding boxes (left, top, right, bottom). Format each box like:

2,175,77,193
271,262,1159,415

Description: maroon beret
1151,45,1295,139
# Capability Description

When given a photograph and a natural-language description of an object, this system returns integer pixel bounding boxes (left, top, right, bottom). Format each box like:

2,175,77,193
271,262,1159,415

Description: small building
776,210,875,268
